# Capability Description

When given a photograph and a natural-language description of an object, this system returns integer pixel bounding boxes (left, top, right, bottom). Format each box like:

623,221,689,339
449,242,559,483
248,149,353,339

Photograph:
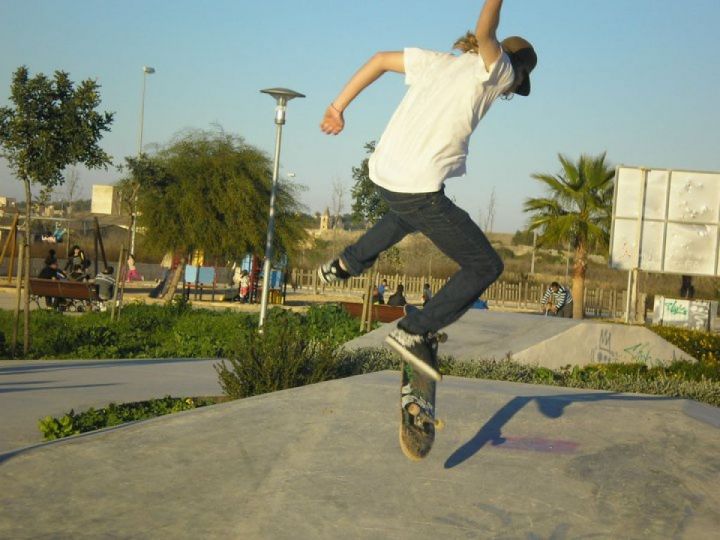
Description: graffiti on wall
589,328,619,364
590,328,677,365
656,296,711,331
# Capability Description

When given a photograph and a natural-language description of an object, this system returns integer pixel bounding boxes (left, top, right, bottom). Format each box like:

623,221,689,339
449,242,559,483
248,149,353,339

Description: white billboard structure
91,184,122,216
609,166,720,322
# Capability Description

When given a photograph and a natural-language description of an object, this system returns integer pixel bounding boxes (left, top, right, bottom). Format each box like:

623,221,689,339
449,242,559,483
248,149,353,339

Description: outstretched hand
320,105,344,135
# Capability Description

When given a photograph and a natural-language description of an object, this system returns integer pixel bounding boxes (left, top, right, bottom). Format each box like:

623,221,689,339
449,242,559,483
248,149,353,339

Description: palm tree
524,153,615,318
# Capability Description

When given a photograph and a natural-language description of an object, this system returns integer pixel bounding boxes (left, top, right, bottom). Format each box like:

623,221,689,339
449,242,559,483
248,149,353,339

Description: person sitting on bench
65,245,89,281
387,284,408,307
94,267,116,304
37,259,67,308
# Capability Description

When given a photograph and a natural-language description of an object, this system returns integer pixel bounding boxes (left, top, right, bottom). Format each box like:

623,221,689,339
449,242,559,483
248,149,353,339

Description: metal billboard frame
609,165,720,277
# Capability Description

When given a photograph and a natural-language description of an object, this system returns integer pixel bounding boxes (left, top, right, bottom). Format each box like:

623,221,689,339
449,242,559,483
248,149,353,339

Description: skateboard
396,305,446,461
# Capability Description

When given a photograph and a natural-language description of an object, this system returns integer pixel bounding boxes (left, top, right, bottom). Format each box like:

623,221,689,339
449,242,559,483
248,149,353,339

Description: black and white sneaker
317,259,351,285
386,327,442,382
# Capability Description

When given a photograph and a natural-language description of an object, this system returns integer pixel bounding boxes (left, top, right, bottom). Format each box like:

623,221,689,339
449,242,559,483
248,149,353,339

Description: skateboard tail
385,336,442,382
399,423,433,461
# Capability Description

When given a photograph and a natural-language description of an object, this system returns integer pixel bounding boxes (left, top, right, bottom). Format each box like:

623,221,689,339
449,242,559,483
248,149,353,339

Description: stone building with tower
319,207,344,231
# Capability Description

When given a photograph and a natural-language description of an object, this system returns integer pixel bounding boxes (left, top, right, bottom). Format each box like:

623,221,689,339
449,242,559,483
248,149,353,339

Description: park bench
341,301,405,323
29,278,101,312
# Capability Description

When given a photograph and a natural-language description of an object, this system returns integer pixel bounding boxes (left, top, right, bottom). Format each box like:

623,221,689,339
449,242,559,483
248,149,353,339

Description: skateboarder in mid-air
318,0,537,380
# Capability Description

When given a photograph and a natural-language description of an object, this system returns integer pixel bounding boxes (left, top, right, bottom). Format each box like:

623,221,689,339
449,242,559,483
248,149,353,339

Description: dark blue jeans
340,186,503,334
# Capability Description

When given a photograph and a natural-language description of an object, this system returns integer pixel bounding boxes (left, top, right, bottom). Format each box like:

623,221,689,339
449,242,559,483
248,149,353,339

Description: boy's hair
454,32,537,98
453,31,479,54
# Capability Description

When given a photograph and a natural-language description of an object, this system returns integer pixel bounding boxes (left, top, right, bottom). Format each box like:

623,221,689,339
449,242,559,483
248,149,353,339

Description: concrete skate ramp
514,321,695,368
1,372,719,539
344,311,695,367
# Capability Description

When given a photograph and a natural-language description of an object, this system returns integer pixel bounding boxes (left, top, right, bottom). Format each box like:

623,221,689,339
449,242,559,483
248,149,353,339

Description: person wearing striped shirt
541,282,573,318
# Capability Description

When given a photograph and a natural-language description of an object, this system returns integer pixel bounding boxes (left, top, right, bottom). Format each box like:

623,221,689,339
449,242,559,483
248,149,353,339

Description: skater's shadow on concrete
444,392,675,469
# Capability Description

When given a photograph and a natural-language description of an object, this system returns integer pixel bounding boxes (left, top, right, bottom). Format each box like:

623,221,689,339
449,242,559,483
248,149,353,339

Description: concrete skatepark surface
1,310,717,537
1,371,719,539
345,311,695,367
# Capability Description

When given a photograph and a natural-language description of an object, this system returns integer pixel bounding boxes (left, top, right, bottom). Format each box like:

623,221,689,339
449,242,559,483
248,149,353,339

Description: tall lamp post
130,65,155,255
258,87,305,329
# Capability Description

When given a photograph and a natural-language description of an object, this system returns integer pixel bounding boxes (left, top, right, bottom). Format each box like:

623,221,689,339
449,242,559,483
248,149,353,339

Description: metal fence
290,269,628,319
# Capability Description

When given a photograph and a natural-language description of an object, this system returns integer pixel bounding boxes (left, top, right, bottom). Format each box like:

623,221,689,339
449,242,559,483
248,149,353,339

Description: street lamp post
130,65,155,255
258,87,305,330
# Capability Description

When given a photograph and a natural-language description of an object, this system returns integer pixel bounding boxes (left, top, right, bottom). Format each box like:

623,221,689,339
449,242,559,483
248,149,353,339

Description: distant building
0,196,17,209
91,184,122,215
38,204,63,217
320,208,331,231
0,197,17,217
319,207,344,231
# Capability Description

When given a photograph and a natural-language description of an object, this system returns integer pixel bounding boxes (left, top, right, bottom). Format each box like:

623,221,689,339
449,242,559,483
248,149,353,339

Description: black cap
501,36,537,96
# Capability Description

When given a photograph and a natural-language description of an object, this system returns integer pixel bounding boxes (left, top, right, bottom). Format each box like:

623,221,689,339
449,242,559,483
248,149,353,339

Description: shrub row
38,396,218,441
649,325,720,363
0,301,363,359
217,338,720,407
440,355,720,406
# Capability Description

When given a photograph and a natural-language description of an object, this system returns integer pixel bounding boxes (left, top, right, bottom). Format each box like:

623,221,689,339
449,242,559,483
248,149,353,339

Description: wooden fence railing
290,269,628,319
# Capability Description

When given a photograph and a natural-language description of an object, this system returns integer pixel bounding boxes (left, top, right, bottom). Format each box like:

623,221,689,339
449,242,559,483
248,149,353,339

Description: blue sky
1,0,719,232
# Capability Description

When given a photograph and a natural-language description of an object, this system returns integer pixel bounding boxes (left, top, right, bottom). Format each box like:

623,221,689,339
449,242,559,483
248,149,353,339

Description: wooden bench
340,301,406,323
29,278,100,312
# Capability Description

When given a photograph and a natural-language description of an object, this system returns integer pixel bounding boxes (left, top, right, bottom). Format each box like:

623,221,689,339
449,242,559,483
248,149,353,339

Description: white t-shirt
368,47,515,193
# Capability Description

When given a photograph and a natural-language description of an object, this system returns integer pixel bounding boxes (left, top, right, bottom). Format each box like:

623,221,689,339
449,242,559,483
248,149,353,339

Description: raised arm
475,0,504,70
320,51,404,135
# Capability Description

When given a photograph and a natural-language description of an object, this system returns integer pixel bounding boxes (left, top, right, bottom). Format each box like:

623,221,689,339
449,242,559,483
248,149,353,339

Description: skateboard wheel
434,418,445,430
406,403,421,416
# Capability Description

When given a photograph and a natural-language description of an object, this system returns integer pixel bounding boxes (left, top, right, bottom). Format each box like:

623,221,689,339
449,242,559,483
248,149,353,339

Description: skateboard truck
406,402,445,429
428,331,448,344
402,392,444,430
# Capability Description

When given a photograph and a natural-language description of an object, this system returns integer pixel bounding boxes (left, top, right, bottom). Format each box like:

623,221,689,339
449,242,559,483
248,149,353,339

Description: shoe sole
317,266,331,285
385,335,442,382
317,266,342,285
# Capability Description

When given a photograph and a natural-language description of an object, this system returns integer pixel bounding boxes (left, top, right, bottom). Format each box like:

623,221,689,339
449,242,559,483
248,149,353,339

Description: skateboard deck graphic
396,305,445,461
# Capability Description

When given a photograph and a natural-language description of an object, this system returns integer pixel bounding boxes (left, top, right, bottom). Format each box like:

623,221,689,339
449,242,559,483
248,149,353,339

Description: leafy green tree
524,153,615,318
350,141,388,225
126,128,307,261
0,66,113,355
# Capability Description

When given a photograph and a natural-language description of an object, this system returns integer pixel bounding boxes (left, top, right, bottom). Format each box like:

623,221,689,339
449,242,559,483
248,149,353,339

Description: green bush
335,347,400,376
38,396,217,441
215,309,341,399
214,337,720,407
304,303,366,347
0,302,363,360
22,309,78,357
437,356,720,407
158,309,254,358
